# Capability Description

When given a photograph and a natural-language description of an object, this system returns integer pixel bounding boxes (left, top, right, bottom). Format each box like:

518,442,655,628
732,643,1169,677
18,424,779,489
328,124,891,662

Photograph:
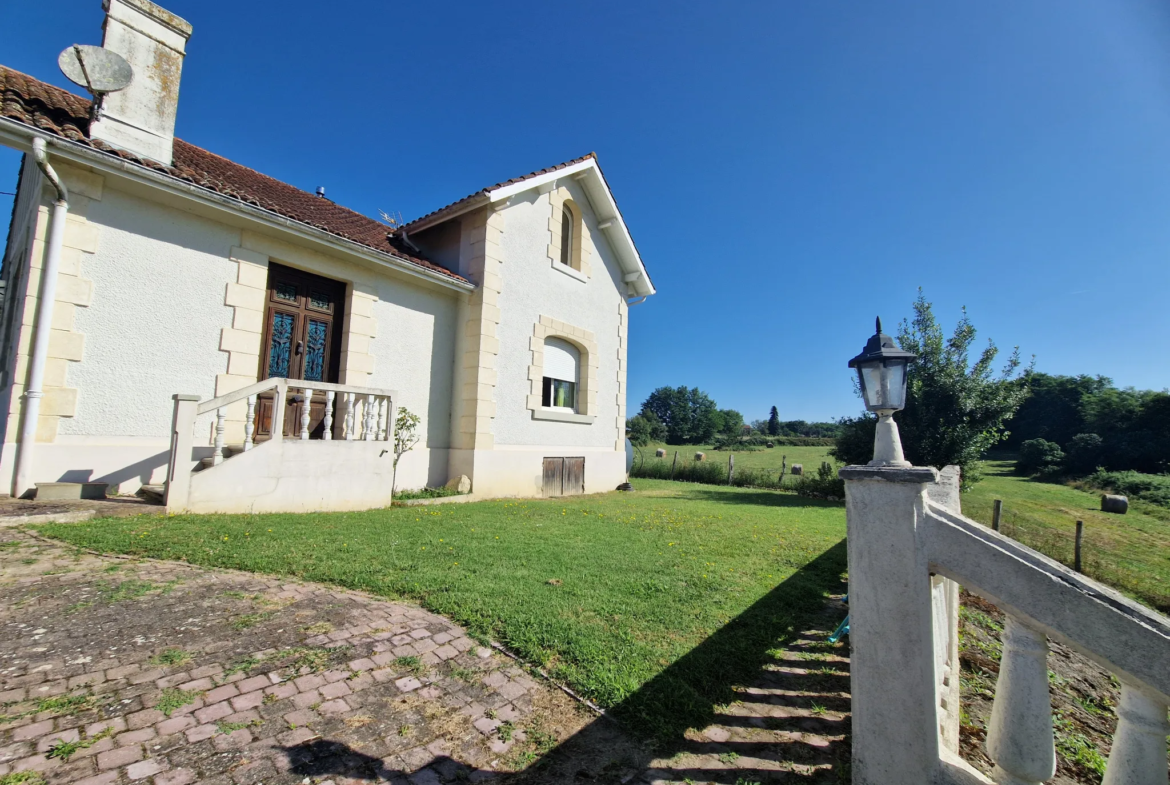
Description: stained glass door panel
256,263,346,440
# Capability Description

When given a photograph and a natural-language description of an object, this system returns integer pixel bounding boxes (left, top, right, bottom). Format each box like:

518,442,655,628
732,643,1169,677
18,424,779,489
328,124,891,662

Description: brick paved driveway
0,527,597,784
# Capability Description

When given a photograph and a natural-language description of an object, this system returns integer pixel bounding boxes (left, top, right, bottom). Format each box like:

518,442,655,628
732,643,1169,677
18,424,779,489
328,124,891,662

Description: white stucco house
0,0,654,512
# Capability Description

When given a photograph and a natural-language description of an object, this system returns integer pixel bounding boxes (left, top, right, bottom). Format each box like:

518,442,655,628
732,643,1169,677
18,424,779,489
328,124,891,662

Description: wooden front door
542,457,585,497
255,263,346,440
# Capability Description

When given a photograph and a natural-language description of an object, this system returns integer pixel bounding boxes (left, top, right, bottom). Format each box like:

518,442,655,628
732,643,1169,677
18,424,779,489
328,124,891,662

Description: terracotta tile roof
0,65,468,285
399,153,597,232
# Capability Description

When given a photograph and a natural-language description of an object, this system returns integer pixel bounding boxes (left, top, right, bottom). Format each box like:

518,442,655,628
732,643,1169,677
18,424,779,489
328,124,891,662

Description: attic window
560,206,573,266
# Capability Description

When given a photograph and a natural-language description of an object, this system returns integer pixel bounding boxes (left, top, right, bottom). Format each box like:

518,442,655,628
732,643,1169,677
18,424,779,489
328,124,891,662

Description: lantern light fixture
848,317,918,467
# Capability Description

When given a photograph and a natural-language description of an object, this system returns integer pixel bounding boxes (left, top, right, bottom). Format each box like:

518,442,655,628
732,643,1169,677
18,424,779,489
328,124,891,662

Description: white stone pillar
927,466,963,753
986,616,1056,785
1101,682,1170,785
164,394,199,512
840,464,942,785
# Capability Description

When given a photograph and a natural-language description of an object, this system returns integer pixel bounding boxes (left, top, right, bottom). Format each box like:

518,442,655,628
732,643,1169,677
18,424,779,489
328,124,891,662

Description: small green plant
395,656,425,675
498,721,515,742
449,666,477,683
0,772,48,785
216,719,261,734
276,646,348,674
301,621,333,634
150,648,192,667
1053,715,1107,775
221,655,265,679
397,723,412,737
232,611,274,630
810,702,827,716
156,688,202,717
45,727,113,760
718,751,740,765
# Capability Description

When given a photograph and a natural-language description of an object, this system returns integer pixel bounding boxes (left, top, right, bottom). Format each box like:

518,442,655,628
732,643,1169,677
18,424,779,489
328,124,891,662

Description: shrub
793,462,845,500
1079,470,1170,510
1017,439,1065,476
393,486,463,502
1065,433,1104,475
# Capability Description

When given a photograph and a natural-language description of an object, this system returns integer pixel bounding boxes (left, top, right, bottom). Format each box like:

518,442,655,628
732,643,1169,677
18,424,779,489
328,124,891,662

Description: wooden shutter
543,458,564,497
563,458,585,496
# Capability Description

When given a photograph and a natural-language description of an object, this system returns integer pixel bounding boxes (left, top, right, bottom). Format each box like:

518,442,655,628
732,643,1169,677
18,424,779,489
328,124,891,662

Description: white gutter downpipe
14,139,69,498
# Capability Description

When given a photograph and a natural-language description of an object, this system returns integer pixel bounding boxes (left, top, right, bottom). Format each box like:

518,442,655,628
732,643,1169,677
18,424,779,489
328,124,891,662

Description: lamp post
848,317,918,467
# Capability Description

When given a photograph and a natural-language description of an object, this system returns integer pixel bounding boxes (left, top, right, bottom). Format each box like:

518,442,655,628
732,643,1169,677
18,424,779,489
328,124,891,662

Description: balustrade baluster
344,392,355,440
364,394,376,440
300,388,313,440
986,616,1056,785
376,397,387,441
323,391,335,440
1101,682,1170,785
213,408,226,465
243,395,256,451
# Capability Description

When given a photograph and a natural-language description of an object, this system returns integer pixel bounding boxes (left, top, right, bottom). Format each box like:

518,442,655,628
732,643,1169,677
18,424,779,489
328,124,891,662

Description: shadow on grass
507,540,850,783
683,486,845,510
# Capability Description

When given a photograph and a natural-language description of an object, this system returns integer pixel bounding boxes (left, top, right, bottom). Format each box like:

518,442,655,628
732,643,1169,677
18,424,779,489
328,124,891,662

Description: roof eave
0,117,476,294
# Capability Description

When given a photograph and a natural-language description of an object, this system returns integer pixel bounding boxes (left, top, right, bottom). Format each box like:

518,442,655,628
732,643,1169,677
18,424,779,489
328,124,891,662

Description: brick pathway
0,528,596,784
0,525,851,785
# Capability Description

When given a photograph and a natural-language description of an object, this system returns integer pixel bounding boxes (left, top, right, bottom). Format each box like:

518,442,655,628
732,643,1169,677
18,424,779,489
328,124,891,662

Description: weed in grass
397,724,412,737
396,656,425,675
156,688,202,717
45,728,113,760
301,621,333,635
102,563,121,572
216,719,261,734
220,590,252,599
449,666,477,683
262,692,278,705
20,558,36,565
274,646,348,675
718,751,740,765
811,702,827,716
498,721,515,742
150,648,192,667
2,694,97,723
232,611,275,630
0,772,48,785
1053,714,1107,775
221,655,265,679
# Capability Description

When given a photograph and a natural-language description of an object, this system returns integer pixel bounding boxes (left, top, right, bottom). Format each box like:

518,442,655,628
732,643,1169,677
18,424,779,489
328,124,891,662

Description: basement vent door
542,457,585,497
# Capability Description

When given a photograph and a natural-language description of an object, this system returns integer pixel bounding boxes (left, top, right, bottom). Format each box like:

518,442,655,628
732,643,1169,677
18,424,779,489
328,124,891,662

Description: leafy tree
392,406,422,493
832,290,1030,486
767,406,781,436
1017,439,1065,476
716,409,745,437
1066,433,1104,475
626,410,667,446
640,386,719,444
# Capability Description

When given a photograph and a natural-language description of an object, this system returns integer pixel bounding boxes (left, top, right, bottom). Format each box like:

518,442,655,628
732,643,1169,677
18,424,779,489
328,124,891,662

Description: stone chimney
89,0,192,166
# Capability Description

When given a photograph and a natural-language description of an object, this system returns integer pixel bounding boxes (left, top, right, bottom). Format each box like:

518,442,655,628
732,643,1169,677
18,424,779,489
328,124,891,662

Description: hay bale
790,464,803,476
655,449,666,458
1101,494,1128,514
694,452,706,462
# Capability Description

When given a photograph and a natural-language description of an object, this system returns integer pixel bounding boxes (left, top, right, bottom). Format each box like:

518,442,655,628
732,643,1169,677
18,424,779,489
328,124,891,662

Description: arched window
542,337,579,411
560,206,573,266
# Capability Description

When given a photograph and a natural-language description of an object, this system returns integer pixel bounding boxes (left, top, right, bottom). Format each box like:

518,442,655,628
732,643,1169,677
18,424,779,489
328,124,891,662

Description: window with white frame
542,337,579,412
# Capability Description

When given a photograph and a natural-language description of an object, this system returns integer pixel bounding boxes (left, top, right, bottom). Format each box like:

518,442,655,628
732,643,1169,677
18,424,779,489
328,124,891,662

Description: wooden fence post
728,454,734,485
670,451,678,481
1075,520,1084,573
993,499,1003,532
780,456,787,487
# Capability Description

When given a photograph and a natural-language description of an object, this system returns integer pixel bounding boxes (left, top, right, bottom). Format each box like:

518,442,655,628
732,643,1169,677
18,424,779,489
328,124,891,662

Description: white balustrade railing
840,464,1170,785
164,378,396,510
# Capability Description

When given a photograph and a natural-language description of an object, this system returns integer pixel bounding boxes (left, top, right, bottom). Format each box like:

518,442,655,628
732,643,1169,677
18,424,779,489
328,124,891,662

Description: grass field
636,442,836,479
964,459,1170,612
35,480,847,738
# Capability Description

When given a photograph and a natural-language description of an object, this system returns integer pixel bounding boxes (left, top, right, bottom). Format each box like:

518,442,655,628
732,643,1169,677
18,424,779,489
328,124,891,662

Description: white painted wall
367,279,459,490
63,187,237,437
495,185,624,450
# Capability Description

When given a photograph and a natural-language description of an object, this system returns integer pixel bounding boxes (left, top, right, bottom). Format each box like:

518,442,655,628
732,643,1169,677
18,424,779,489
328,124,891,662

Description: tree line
626,389,841,446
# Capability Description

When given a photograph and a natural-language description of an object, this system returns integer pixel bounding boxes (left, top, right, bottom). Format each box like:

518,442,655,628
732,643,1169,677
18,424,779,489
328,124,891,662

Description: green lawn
964,459,1170,613
637,442,836,476
35,480,847,738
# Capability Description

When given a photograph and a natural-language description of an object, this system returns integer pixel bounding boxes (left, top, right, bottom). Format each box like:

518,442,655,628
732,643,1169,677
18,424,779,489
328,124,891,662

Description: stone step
137,484,165,504
197,444,246,470
35,482,108,501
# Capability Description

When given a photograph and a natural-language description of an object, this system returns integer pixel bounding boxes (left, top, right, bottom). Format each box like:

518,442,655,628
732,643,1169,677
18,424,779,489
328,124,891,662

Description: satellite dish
59,45,133,122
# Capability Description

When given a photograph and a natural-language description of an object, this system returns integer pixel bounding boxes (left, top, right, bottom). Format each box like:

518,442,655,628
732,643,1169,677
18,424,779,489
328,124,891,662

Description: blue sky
3,0,1169,423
